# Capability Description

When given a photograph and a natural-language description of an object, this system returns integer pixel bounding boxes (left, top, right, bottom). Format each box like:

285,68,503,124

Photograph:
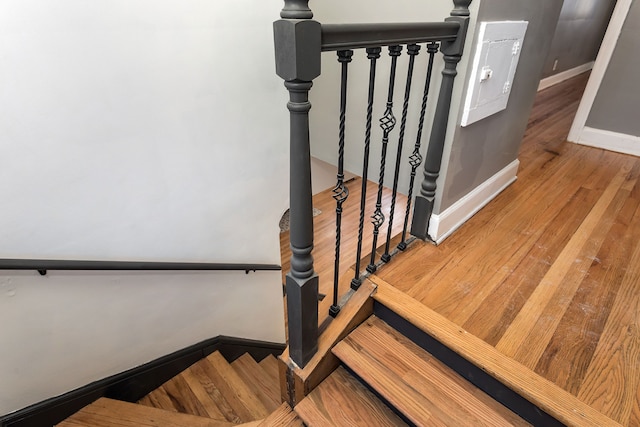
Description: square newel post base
410,196,435,240
285,272,319,368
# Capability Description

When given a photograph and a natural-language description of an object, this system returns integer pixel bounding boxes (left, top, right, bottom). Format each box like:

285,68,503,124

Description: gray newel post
274,0,321,368
411,0,472,240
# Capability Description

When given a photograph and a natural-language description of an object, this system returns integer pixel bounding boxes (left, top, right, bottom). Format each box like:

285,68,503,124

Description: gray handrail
274,0,472,372
321,22,460,51
0,259,281,275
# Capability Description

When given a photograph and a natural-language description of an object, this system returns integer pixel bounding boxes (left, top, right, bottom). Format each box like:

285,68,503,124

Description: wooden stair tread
258,402,304,426
370,278,621,427
138,353,240,423
295,366,407,427
179,359,232,421
232,353,281,412
159,373,212,418
138,385,180,413
138,351,271,424
258,354,280,386
204,351,271,422
279,278,377,406
57,397,235,427
334,316,530,426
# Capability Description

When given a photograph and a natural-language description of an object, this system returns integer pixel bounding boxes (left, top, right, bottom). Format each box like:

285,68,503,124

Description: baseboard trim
576,126,640,157
428,160,519,244
0,336,285,427
537,62,594,91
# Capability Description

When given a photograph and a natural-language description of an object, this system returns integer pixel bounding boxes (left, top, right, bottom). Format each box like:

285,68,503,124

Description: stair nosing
369,277,621,427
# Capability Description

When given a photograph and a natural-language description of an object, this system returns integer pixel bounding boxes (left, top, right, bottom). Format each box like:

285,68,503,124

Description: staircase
58,274,619,426
295,315,529,426
59,320,529,427
58,352,303,427
56,305,519,426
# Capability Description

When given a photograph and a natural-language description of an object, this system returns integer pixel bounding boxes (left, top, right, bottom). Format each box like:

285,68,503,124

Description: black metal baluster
351,47,381,290
381,44,420,262
411,0,471,240
367,45,402,274
399,42,439,250
329,50,353,317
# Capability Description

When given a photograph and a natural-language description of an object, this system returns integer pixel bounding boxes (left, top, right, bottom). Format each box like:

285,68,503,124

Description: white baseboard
538,62,594,92
577,127,640,157
428,160,519,244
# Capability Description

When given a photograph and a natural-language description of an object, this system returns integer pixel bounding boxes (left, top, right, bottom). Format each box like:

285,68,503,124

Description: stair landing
365,73,638,426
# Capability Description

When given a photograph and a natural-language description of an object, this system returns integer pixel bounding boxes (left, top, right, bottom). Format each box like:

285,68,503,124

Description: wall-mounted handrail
321,22,460,51
0,259,281,276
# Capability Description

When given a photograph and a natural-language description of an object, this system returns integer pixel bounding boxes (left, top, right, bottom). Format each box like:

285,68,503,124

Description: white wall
0,0,288,262
0,0,288,415
0,270,285,415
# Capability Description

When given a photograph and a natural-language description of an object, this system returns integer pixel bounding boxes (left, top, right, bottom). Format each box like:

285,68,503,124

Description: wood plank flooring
370,72,640,426
280,177,407,322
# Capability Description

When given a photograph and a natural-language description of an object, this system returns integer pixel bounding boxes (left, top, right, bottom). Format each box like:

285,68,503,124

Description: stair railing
0,258,281,276
275,0,471,368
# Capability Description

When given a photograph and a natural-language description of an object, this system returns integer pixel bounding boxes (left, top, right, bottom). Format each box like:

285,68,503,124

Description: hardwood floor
280,177,407,321
281,72,639,425
371,72,640,426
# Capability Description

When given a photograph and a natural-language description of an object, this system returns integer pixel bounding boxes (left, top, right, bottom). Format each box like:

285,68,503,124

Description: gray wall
586,0,640,137
436,0,563,213
541,0,616,79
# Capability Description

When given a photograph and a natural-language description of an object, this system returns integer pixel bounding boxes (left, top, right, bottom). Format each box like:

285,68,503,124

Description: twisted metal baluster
351,47,381,290
411,0,471,239
399,42,439,250
329,50,353,318
366,45,402,274
381,44,420,263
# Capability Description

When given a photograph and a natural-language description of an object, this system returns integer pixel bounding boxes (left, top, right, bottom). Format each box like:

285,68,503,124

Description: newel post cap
281,0,313,19
274,19,321,81
451,0,472,16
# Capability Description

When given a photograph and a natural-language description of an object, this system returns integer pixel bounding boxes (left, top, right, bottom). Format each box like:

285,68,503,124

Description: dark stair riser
374,301,564,427
0,336,284,427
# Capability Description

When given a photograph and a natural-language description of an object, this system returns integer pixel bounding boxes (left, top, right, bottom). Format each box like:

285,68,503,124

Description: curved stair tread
180,360,235,421
258,402,304,426
57,397,235,427
295,366,407,427
139,385,181,413
158,372,214,418
138,352,243,423
137,351,273,424
232,353,281,412
204,351,271,421
333,316,530,426
258,354,280,386
371,278,621,427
